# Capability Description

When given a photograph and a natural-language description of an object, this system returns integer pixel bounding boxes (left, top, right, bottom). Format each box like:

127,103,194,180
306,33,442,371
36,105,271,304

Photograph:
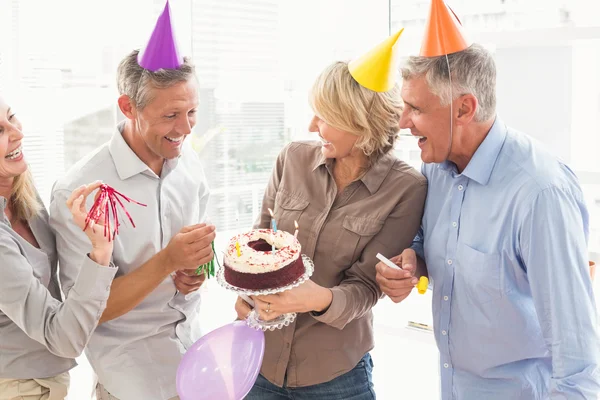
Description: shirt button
447,259,453,265
444,296,449,301
442,330,447,335
444,363,449,368
458,185,464,191
452,222,457,227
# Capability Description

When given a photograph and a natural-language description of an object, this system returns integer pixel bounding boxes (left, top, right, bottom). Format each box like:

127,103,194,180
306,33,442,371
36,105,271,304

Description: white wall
495,45,572,162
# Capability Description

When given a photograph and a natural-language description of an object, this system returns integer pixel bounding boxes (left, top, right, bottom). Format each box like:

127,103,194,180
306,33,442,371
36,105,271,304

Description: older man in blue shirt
376,42,600,399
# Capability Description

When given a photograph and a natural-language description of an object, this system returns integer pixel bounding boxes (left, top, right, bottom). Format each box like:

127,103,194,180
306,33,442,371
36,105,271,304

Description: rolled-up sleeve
313,179,428,330
411,163,427,260
521,186,600,398
410,227,425,261
0,234,116,359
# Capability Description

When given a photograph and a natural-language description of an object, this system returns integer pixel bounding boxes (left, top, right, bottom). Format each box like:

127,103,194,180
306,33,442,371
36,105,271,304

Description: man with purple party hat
49,2,214,399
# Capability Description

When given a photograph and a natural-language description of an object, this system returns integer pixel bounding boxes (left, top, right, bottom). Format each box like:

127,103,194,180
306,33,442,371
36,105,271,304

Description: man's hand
173,269,206,295
376,249,419,303
162,224,216,273
235,296,254,320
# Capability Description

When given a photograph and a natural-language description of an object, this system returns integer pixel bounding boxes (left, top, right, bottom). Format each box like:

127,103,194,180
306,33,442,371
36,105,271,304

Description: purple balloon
177,321,265,400
138,1,184,71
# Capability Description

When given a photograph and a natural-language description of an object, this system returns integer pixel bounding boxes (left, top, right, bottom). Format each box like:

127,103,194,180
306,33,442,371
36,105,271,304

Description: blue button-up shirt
413,118,600,399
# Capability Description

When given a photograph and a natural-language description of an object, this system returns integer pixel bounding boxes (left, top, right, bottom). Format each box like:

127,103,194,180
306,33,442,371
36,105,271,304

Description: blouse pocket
273,191,310,234
455,242,502,305
333,216,384,268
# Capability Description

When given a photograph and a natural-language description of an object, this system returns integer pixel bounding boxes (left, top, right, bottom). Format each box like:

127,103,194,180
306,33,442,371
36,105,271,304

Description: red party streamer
84,184,147,241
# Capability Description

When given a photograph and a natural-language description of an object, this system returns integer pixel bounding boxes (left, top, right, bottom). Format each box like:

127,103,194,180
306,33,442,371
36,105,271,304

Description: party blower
376,253,429,294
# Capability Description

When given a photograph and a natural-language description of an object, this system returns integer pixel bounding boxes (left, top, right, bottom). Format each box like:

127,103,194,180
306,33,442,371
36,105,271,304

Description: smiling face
399,75,455,164
0,96,27,184
129,78,199,161
308,114,359,160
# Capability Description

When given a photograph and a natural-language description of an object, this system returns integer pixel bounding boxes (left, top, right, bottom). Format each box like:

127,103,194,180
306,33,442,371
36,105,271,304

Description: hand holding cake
223,228,324,325
251,280,333,322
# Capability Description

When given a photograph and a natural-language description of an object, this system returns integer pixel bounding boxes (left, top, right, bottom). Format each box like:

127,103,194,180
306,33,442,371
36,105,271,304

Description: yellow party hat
348,28,404,92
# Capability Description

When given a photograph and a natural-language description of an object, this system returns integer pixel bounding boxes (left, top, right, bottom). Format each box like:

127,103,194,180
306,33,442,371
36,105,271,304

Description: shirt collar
360,151,396,194
312,152,327,172
462,117,506,185
108,122,184,180
312,150,396,194
439,117,507,186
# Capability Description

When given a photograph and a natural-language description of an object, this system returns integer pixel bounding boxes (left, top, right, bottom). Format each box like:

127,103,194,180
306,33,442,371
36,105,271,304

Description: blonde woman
235,61,428,399
0,95,117,400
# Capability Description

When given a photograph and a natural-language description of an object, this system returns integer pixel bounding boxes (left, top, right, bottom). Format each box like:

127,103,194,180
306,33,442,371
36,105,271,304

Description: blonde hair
10,168,41,221
309,61,403,160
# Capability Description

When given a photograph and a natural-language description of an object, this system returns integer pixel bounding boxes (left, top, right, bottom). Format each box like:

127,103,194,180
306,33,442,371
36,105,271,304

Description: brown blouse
254,141,427,387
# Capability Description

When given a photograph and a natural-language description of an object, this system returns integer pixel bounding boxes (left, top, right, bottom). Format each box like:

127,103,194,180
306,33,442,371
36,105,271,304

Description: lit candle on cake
268,208,277,252
267,208,277,232
294,220,299,238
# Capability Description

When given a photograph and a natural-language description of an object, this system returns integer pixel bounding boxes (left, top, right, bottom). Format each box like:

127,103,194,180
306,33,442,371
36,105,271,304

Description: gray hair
401,43,496,122
116,49,197,110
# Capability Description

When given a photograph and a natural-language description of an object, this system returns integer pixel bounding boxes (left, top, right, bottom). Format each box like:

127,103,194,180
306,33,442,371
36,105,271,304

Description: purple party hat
138,1,184,71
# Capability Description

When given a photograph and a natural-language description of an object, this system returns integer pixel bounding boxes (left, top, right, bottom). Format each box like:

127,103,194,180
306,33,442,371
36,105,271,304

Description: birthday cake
223,229,305,290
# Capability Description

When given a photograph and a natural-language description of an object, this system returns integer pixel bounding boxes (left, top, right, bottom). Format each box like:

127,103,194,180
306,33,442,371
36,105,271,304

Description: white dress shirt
49,123,210,400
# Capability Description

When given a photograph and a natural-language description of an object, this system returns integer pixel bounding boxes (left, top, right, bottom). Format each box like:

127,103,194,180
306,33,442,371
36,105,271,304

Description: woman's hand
66,181,113,266
253,280,333,321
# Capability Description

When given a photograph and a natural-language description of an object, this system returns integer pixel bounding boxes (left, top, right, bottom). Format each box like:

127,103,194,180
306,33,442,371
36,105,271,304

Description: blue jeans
245,353,376,399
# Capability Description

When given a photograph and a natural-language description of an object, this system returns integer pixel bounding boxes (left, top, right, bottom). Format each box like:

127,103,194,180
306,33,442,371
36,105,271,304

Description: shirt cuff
411,242,425,261
310,287,347,328
70,255,118,300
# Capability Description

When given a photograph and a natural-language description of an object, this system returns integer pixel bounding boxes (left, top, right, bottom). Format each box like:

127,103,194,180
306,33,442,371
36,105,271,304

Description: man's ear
117,95,137,120
455,94,478,125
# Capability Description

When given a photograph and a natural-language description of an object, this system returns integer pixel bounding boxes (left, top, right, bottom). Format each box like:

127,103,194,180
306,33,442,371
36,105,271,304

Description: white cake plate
216,254,315,331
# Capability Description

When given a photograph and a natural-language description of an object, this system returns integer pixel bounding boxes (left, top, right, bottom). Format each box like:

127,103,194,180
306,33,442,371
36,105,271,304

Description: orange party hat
420,0,471,57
